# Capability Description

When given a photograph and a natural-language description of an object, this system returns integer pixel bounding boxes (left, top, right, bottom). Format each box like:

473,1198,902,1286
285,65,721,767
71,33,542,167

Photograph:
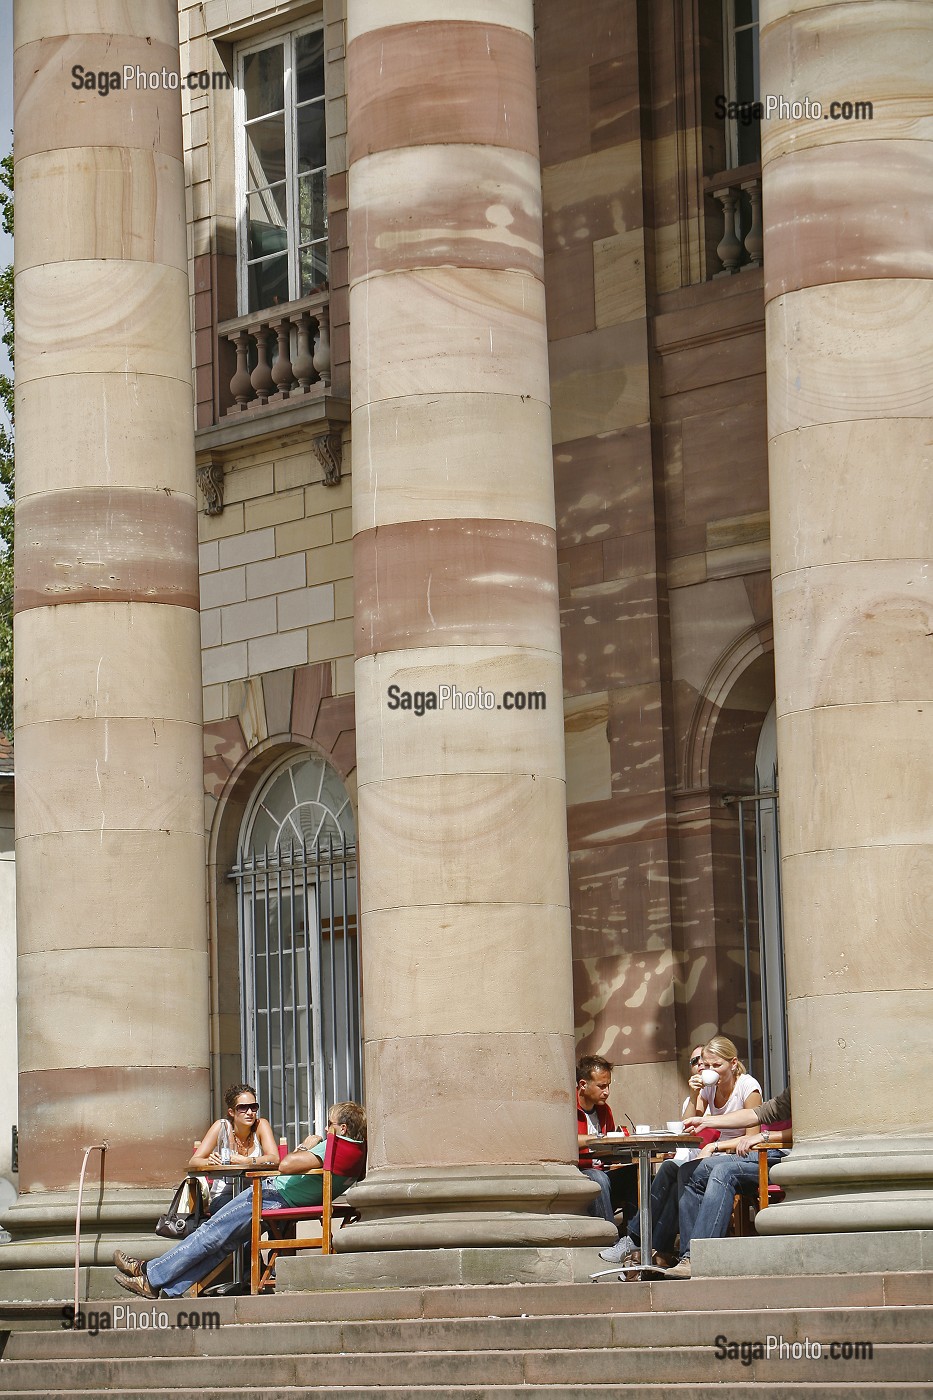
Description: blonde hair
703,1035,746,1077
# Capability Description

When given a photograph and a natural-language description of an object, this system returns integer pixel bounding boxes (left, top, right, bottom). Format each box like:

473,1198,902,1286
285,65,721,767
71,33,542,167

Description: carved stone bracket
311,430,343,487
197,458,225,515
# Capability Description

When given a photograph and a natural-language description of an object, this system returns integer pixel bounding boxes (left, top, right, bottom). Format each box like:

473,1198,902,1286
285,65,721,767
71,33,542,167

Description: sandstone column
761,0,933,1232
346,0,604,1247
6,0,208,1252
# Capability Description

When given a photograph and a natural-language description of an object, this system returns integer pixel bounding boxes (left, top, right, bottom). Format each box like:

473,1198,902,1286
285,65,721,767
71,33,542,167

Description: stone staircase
0,1271,930,1397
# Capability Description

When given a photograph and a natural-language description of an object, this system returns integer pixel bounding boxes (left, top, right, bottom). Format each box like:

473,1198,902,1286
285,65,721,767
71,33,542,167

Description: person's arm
188,1121,223,1172
734,1126,793,1156
684,1105,758,1133
757,1086,792,1125
278,1134,325,1175
246,1118,280,1169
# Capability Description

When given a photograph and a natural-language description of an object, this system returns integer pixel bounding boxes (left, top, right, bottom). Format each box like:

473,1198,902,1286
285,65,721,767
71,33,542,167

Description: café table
585,1131,701,1277
190,1166,248,1289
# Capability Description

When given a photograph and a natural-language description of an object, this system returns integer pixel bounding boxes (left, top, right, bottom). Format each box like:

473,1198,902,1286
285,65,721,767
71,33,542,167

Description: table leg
637,1149,652,1268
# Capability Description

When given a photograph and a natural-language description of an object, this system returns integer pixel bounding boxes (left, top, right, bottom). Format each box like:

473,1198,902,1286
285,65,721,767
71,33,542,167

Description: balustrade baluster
229,330,254,409
250,326,275,405
713,186,743,274
293,311,318,392
271,319,295,398
312,305,331,387
742,178,763,267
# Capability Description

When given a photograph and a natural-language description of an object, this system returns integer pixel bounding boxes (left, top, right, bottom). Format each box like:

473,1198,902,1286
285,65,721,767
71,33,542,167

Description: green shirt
273,1137,363,1206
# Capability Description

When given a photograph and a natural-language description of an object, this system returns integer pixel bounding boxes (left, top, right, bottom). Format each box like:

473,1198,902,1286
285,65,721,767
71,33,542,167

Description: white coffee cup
634,1124,651,1135
666,1120,684,1134
701,1068,719,1087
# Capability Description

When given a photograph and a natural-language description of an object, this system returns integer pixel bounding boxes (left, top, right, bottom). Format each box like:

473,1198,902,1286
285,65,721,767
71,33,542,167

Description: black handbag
155,1176,207,1240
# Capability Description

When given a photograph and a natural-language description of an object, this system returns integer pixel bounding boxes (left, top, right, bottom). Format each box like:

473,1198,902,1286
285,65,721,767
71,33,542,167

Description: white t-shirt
701,1072,762,1141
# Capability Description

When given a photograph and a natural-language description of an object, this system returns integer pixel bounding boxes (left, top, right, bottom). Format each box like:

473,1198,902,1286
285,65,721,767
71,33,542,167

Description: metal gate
230,754,361,1146
725,756,789,1099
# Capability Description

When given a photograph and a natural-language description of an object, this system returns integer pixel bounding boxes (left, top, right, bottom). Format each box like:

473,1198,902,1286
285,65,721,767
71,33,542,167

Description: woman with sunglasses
189,1083,279,1213
599,1044,706,1266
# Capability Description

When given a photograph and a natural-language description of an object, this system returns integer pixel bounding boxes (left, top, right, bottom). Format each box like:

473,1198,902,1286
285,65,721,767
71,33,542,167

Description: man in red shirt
576,1055,633,1222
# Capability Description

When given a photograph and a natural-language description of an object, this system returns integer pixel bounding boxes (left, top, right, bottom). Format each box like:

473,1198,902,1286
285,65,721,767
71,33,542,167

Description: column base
278,1245,609,1291
342,1164,616,1250
763,1137,933,1234
0,1188,174,1271
694,1229,933,1278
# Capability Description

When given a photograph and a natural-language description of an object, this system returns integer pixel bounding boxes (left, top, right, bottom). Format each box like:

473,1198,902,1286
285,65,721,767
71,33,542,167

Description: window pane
243,44,284,120
245,114,286,190
248,253,289,310
297,104,326,174
297,171,327,245
734,29,757,106
296,31,325,104
299,244,329,296
247,186,288,259
734,0,754,28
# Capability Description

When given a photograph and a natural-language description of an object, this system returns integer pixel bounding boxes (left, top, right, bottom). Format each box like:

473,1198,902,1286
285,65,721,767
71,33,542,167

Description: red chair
249,1132,366,1294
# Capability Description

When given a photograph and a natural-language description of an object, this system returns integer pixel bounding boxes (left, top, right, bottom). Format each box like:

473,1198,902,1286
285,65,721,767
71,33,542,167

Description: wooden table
585,1132,700,1276
194,1167,248,1289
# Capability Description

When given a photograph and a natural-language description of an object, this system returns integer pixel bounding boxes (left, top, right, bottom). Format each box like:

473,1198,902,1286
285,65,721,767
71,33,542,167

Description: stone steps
0,1273,929,1396
1,1391,931,1400
5,1304,929,1356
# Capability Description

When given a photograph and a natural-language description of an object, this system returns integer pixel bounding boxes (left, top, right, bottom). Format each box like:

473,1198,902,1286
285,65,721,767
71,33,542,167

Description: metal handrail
74,1143,108,1318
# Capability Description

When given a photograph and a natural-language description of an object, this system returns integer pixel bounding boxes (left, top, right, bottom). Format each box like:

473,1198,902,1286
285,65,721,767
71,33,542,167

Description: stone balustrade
219,293,331,415
707,164,763,276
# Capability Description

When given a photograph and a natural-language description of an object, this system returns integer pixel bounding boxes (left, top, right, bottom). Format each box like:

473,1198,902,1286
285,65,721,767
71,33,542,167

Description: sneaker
114,1270,160,1300
599,1233,639,1264
665,1256,692,1279
113,1249,144,1280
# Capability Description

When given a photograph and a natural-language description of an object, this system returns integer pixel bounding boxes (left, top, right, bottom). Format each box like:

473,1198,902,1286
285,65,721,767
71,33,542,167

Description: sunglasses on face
690,1056,703,1067
235,1103,260,1114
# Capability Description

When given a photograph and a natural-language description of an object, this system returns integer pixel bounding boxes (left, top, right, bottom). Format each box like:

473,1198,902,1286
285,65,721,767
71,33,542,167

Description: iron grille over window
231,754,360,1146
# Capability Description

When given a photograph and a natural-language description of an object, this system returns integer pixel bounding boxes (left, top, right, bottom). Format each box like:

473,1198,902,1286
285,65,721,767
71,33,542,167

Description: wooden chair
248,1132,366,1294
731,1134,794,1233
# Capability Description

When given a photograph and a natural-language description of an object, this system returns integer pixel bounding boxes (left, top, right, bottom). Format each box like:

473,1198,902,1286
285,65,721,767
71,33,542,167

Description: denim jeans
580,1167,613,1222
147,1182,283,1297
627,1157,700,1255
678,1150,783,1258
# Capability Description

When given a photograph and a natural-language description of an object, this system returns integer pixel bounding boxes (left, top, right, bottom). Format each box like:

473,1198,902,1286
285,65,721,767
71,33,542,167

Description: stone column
346,0,604,1248
5,0,208,1256
761,0,933,1232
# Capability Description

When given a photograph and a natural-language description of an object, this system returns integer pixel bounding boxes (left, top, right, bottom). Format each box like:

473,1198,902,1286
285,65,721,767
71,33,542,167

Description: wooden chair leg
250,1176,263,1295
758,1146,770,1211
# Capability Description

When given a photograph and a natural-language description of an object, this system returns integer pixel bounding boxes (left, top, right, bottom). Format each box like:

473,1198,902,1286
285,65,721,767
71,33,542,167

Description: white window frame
234,21,328,314
722,0,760,169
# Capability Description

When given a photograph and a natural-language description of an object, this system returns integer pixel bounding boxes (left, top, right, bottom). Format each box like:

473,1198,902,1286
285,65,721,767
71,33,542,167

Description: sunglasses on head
235,1103,260,1114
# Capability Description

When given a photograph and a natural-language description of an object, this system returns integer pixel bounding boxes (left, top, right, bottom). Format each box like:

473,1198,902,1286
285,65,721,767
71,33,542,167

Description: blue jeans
627,1157,700,1256
148,1183,283,1297
580,1167,613,1222
678,1150,783,1258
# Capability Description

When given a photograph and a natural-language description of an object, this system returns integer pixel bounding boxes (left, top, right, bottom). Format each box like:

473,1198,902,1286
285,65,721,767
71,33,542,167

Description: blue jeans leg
147,1185,280,1297
580,1167,613,1223
678,1152,781,1258
625,1157,700,1254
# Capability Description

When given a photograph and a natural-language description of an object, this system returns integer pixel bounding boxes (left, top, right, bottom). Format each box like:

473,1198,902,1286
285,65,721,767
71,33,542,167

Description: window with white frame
235,25,328,313
723,0,760,168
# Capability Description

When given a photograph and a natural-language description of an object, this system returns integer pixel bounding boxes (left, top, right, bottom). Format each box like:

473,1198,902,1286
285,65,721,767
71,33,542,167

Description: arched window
231,752,361,1146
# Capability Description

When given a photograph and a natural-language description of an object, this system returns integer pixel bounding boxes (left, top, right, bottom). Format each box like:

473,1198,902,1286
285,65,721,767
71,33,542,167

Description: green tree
0,147,13,737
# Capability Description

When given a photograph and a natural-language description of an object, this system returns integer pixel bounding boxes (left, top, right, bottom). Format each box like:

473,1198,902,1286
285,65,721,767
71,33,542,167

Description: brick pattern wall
198,454,354,722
